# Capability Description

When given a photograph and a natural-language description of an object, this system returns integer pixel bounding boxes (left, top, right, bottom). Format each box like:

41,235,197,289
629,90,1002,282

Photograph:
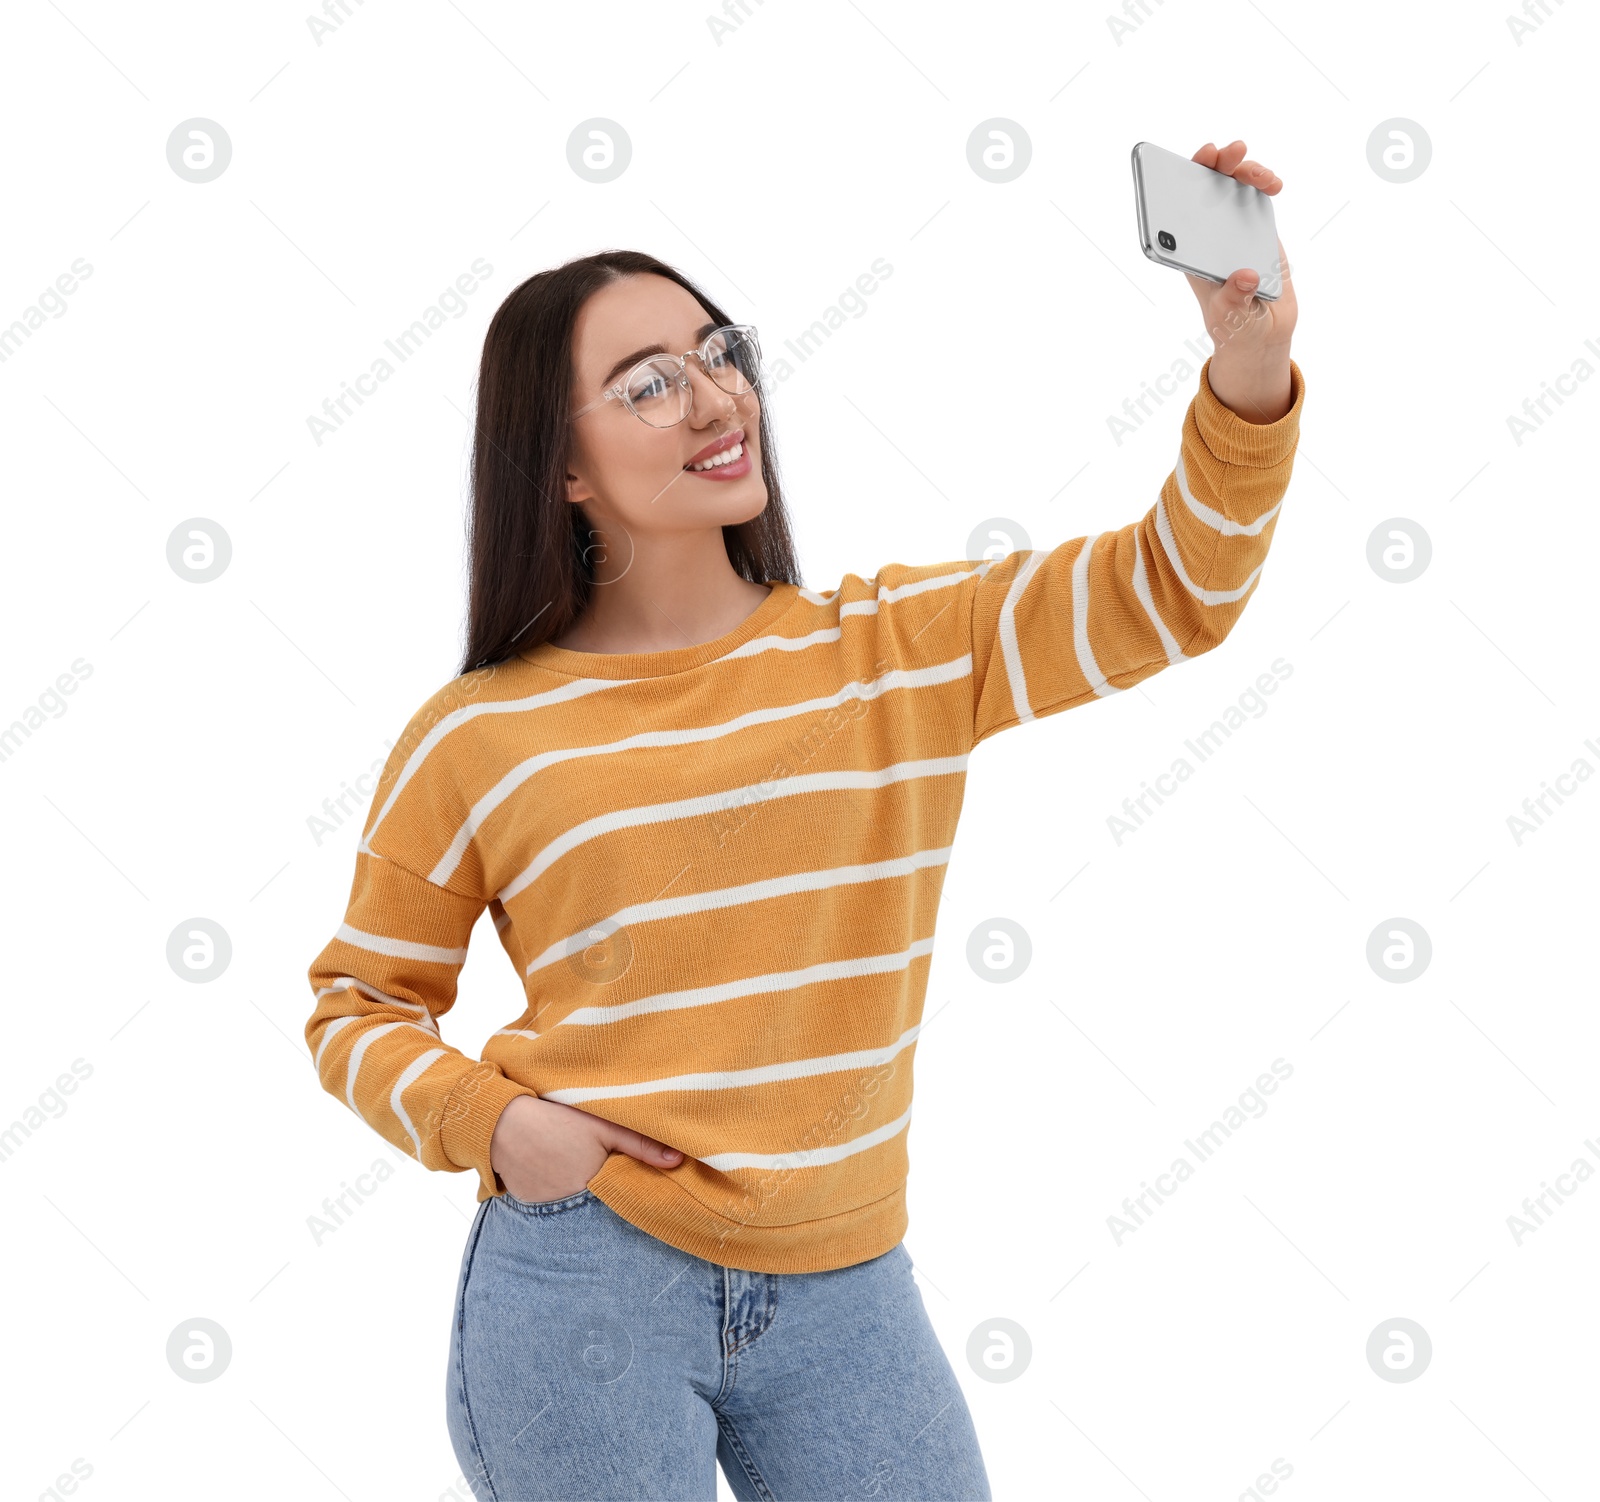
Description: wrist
1207,345,1294,424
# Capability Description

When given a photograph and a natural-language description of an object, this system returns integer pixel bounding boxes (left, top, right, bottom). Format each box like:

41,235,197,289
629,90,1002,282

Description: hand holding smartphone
1128,138,1298,424
1132,140,1283,300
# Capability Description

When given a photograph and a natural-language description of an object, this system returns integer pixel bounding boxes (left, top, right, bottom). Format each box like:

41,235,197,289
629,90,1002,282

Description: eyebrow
596,322,721,391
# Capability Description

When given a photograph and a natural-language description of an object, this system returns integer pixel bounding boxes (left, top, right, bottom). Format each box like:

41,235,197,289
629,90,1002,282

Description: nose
683,356,740,425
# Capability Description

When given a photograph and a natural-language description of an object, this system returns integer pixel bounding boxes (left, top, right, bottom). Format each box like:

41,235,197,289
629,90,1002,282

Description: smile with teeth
686,440,745,471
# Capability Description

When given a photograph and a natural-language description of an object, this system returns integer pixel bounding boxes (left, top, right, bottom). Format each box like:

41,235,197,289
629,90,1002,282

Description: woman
305,137,1303,1500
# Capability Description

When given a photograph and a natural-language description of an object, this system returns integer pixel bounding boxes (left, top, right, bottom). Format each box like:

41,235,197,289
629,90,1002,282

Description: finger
1192,141,1220,169
1222,266,1264,308
1233,158,1281,193
1214,139,1248,174
613,1126,683,1164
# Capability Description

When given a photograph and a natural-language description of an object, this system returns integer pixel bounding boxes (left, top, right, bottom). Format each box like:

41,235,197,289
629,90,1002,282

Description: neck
556,525,772,654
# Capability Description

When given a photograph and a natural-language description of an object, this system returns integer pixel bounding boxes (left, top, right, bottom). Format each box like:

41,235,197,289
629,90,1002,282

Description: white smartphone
1131,141,1282,300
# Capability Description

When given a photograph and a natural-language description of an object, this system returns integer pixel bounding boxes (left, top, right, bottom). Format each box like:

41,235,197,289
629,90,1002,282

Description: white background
3,2,1596,1499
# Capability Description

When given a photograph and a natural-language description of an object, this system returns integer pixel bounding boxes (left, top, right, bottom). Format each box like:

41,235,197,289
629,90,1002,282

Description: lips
682,432,753,481
684,429,745,468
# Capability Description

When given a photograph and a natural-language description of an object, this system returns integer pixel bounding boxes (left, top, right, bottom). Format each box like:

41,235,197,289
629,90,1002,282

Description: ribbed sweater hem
480,1149,910,1273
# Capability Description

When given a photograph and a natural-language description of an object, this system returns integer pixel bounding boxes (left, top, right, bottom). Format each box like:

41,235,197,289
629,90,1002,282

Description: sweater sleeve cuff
1195,356,1305,467
439,1066,540,1199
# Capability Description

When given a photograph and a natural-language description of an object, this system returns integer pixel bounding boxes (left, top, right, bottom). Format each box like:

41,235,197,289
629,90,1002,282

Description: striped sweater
305,356,1305,1274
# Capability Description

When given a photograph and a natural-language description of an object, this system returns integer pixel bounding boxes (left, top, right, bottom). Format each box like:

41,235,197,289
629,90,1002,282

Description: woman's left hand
1185,139,1298,424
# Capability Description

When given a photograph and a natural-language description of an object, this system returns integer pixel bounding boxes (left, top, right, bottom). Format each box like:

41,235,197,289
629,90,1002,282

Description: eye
626,363,678,404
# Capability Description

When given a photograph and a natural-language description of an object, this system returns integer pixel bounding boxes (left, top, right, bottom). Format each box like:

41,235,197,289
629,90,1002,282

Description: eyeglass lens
624,329,761,427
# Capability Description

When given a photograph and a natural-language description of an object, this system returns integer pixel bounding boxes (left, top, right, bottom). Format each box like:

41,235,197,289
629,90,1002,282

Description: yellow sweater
305,356,1305,1273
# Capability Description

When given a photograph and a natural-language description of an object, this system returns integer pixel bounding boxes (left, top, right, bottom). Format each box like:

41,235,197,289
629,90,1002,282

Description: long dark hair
457,250,803,675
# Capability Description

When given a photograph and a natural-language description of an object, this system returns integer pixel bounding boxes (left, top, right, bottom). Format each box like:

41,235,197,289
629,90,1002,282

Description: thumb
604,1123,683,1166
1209,267,1265,344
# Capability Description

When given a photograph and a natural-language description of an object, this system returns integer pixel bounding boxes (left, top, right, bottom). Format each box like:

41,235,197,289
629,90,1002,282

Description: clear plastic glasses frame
569,324,762,428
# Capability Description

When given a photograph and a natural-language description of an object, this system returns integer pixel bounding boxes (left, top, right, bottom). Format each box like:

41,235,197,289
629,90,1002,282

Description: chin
714,480,770,528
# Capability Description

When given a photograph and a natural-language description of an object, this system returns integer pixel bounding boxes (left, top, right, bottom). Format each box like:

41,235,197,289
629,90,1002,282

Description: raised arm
967,135,1302,742
970,351,1303,743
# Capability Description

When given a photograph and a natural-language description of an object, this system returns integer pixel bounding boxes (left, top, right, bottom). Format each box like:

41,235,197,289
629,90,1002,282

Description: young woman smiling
305,137,1304,1501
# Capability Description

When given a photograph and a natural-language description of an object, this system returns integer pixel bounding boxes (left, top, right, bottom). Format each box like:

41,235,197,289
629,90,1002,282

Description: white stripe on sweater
723,624,841,658
1156,455,1269,606
390,1048,446,1158
314,1012,360,1073
537,1024,922,1104
996,548,1051,725
798,566,979,611
343,1020,417,1111
495,758,970,904
1175,447,1281,536
523,846,954,978
1071,532,1116,700
363,675,629,854
555,935,938,1027
336,923,467,967
1129,526,1192,667
430,659,973,887
993,443,1257,724
699,1102,913,1172
316,976,440,1034
363,598,920,855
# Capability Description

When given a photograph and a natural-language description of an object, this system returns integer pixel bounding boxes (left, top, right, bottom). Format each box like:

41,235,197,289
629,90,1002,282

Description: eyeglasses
570,324,762,429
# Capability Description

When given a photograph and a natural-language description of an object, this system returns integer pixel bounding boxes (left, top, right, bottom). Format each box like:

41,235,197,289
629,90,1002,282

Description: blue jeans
445,1185,992,1501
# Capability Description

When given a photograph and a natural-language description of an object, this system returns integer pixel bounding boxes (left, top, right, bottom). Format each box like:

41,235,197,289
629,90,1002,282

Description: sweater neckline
517,581,801,680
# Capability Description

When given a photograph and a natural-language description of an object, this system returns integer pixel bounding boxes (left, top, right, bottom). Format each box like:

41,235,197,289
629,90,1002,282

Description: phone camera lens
1157,230,1176,251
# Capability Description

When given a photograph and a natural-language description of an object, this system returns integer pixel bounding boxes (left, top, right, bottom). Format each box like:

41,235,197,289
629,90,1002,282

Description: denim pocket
498,1185,597,1215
